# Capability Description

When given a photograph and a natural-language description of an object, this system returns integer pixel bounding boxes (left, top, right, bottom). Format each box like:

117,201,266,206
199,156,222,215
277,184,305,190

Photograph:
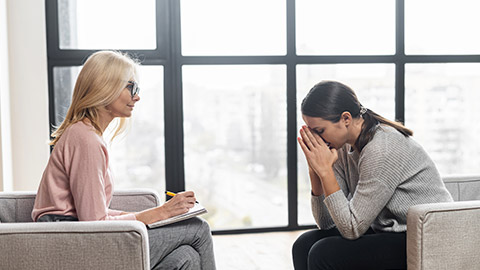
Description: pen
165,191,199,203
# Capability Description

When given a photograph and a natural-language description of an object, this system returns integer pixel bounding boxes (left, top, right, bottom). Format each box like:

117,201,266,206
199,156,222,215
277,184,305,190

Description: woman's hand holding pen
161,191,196,217
134,191,196,225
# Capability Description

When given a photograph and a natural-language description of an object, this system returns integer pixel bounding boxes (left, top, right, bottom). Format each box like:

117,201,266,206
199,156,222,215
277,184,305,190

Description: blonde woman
32,51,216,270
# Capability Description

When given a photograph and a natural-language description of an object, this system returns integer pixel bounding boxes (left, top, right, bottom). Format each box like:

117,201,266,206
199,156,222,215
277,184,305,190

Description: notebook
147,203,207,228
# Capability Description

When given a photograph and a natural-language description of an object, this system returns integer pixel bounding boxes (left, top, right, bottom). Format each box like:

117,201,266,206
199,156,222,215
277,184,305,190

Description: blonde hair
50,50,140,145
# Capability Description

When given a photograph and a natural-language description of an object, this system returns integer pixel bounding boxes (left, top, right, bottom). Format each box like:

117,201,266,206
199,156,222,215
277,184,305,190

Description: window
183,65,288,229
46,0,480,234
296,0,395,55
57,0,156,50
181,0,286,56
405,63,480,176
405,0,480,55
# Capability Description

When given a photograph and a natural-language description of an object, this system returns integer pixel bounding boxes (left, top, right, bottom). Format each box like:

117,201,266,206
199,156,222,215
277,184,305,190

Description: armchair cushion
407,200,480,270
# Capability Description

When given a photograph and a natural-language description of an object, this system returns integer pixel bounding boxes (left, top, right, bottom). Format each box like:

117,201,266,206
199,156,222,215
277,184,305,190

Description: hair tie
359,106,368,117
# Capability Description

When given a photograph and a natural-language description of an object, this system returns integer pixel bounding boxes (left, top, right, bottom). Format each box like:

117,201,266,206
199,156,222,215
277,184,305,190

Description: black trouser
292,228,406,270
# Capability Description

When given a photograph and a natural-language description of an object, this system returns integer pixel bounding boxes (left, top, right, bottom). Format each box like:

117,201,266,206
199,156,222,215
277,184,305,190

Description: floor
212,230,307,270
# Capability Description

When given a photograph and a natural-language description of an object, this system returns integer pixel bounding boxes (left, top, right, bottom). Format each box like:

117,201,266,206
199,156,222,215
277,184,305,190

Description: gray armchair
0,189,161,269
407,176,480,270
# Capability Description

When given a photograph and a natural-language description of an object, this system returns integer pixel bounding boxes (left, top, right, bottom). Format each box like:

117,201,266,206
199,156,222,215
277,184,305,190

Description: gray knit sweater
311,124,453,240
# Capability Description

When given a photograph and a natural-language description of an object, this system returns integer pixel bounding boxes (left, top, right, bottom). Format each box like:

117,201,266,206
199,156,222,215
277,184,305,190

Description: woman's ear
341,111,352,126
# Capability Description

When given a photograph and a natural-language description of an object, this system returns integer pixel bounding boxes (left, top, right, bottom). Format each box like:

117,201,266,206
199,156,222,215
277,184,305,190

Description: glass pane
406,63,480,176
181,0,286,56
405,0,480,55
53,66,81,125
183,65,287,230
53,66,165,192
108,66,165,191
58,0,156,49
296,0,395,55
296,64,395,225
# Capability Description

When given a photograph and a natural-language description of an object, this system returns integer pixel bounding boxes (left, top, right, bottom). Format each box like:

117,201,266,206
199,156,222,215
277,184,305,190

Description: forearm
310,167,339,229
309,167,324,196
134,206,168,225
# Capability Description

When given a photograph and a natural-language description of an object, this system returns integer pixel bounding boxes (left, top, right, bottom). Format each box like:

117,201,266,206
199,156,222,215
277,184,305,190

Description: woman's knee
194,218,212,238
292,231,311,256
293,229,339,256
308,237,349,270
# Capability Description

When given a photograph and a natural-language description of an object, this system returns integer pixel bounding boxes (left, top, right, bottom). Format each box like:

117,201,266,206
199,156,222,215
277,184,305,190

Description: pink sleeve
65,131,136,221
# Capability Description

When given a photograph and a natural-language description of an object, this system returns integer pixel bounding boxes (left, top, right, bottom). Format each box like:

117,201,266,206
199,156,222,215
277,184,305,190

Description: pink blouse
32,121,136,222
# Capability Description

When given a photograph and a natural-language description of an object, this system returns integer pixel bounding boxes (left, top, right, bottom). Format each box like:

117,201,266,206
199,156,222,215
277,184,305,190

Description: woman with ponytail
292,81,452,270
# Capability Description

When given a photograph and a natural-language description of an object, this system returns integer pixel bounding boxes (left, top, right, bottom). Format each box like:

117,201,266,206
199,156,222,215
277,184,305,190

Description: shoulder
360,124,431,171
61,121,106,149
373,125,407,143
358,125,409,167
364,125,415,154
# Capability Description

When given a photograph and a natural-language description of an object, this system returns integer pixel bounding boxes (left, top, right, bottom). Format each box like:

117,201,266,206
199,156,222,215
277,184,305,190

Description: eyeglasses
126,80,140,97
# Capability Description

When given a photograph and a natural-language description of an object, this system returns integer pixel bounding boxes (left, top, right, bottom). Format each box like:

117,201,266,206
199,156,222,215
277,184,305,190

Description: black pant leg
292,228,342,270
308,231,406,270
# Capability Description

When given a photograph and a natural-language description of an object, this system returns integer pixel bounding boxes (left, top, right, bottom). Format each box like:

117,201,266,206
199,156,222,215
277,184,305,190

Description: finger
186,196,196,204
310,130,327,147
179,191,195,197
176,192,195,202
302,126,321,148
331,148,339,161
297,137,310,154
299,128,316,150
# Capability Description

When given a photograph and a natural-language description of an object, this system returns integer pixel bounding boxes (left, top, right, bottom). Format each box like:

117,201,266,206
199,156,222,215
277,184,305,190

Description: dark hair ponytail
301,80,413,152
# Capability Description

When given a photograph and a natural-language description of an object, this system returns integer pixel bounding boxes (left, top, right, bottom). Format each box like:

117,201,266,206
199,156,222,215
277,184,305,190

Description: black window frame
45,0,480,235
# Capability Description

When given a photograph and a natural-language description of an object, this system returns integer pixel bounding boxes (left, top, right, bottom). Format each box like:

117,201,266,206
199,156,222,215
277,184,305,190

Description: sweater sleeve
311,193,335,229
323,138,398,240
65,130,136,221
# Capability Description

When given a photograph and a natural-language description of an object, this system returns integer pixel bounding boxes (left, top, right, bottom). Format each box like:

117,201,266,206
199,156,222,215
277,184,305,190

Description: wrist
318,167,334,180
135,206,168,224
154,205,168,220
319,169,340,197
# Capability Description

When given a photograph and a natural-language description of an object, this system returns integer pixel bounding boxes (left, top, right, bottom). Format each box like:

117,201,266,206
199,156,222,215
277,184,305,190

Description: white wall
2,0,50,191
0,0,9,191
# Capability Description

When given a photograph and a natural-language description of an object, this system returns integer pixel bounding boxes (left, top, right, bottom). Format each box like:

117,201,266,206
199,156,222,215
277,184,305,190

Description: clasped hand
297,125,338,177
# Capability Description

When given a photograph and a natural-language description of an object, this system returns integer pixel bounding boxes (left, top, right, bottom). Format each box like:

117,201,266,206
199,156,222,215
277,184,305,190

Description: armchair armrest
0,220,149,269
407,200,480,270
